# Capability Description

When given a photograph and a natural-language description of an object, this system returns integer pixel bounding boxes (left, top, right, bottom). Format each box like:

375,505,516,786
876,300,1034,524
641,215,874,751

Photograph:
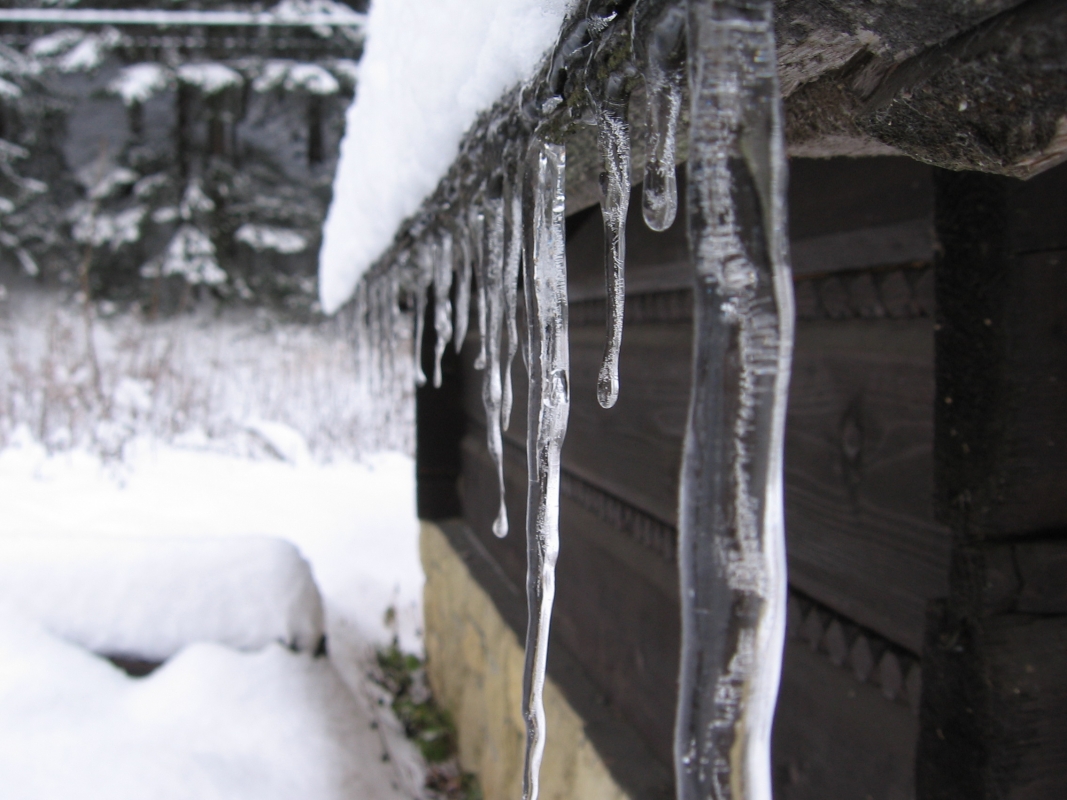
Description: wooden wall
415,157,1066,799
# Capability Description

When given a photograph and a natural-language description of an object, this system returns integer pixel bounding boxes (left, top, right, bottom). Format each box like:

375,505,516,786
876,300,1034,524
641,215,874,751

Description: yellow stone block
420,521,630,800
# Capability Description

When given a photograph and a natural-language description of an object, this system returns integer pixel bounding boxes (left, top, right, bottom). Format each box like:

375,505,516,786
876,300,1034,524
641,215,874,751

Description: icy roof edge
321,0,682,314
325,0,1067,315
0,9,365,27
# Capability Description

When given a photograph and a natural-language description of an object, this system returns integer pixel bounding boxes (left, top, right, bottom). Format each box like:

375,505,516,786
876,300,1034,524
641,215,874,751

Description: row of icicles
352,3,690,799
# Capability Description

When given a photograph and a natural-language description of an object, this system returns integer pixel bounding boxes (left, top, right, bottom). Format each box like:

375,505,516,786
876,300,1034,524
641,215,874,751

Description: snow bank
0,609,402,800
318,0,575,313
0,441,422,654
0,535,325,662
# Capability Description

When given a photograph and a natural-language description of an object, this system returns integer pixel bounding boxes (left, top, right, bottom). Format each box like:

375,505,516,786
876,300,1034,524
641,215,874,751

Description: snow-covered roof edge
317,0,576,314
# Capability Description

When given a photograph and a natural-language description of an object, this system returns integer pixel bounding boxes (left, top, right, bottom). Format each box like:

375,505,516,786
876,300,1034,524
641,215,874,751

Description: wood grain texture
786,318,950,652
772,639,919,800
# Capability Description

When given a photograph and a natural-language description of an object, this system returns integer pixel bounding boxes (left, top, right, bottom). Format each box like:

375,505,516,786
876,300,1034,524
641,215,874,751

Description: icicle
412,246,433,387
675,2,794,800
386,265,404,391
469,201,488,370
453,221,472,354
639,2,686,233
520,138,570,800
432,232,454,388
481,183,508,537
588,60,632,409
368,277,384,396
501,157,524,431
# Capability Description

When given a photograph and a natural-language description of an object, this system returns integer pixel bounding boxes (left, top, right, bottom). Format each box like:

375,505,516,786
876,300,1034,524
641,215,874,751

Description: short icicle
520,137,570,800
481,181,509,537
432,232,454,388
589,59,632,409
412,247,432,387
453,220,472,354
675,2,794,800
501,156,524,431
469,202,488,370
638,0,686,233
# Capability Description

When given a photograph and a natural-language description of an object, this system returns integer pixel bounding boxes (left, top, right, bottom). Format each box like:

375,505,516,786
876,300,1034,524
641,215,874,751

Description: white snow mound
0,608,400,800
318,0,575,313
0,535,325,662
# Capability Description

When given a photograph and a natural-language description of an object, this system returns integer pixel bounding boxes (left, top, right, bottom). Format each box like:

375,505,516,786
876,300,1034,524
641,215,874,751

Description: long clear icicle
640,2,686,232
454,221,472,354
481,186,509,537
470,202,488,370
412,248,432,387
521,138,569,800
432,232,454,388
501,158,523,431
675,2,794,800
590,67,632,409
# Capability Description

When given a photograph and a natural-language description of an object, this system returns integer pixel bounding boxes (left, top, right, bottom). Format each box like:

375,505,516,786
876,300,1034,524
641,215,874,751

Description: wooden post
918,164,1067,799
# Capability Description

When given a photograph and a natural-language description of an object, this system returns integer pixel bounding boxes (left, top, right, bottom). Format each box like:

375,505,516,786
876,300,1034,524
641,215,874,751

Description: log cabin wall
415,156,1066,800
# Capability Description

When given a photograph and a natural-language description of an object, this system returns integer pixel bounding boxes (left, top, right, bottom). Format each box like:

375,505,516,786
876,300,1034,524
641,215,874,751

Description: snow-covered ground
0,287,427,799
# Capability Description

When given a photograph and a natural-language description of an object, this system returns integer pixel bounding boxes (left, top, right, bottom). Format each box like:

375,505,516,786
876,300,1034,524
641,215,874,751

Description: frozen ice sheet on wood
0,535,325,662
318,0,575,313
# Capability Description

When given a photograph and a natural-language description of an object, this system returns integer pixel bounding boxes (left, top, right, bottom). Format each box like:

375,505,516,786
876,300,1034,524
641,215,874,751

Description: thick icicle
470,202,488,371
501,158,524,431
453,221,472,354
675,2,794,800
432,232,454,388
520,138,570,800
481,184,509,537
638,1,686,233
412,248,432,387
588,60,632,409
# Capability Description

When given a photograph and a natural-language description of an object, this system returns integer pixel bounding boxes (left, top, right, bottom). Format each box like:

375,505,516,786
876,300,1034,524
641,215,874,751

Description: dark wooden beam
918,162,1067,799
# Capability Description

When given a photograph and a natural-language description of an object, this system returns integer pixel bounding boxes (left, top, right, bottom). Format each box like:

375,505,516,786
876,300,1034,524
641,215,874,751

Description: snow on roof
317,0,576,314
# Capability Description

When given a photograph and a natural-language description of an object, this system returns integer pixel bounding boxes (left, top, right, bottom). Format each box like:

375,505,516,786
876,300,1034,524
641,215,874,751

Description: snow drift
0,535,325,661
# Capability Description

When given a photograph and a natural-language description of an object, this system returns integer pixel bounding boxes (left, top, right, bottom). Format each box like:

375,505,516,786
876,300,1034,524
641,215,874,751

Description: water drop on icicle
469,202,488,371
453,221,472,354
520,138,570,800
640,4,685,232
432,232,454,388
501,159,523,431
412,248,432,387
589,67,632,409
481,185,508,538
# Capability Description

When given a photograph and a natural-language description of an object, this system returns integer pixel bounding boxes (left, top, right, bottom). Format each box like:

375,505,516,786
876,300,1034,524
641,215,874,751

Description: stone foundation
420,521,629,800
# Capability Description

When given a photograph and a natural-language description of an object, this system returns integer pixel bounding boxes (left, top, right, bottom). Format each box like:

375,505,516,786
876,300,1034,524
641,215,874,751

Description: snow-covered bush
0,288,413,462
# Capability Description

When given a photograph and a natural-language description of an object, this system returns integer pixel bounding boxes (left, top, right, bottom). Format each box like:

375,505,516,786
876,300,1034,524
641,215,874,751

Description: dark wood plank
787,157,933,241
773,638,919,800
917,604,1067,800
461,321,691,529
786,318,950,652
934,167,1067,537
459,434,681,772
